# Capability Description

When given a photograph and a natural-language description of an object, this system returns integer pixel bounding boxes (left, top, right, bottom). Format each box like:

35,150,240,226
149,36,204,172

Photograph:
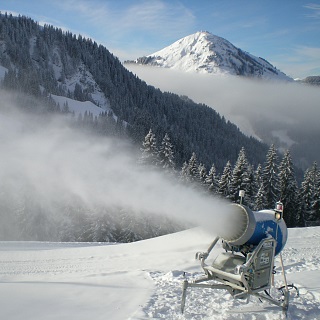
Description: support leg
181,280,188,314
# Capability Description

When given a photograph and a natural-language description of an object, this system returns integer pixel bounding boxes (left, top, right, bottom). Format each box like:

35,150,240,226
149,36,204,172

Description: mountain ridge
127,31,292,81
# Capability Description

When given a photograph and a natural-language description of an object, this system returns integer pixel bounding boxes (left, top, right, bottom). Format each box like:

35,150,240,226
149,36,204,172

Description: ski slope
0,227,320,319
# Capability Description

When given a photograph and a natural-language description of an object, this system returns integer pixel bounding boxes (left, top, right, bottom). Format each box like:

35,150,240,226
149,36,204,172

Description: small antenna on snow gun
181,202,292,315
239,190,245,205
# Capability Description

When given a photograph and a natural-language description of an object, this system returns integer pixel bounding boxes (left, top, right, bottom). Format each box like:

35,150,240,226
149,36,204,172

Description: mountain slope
128,31,292,81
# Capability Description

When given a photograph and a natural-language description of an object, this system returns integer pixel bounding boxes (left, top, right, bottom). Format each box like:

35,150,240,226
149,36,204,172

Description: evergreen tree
205,163,219,194
252,163,266,210
299,162,320,225
245,164,256,208
311,165,320,222
218,161,233,199
179,161,189,183
278,150,298,227
187,152,198,182
198,163,207,188
255,185,266,211
230,147,249,203
159,133,175,172
299,167,314,226
139,129,159,166
262,144,279,209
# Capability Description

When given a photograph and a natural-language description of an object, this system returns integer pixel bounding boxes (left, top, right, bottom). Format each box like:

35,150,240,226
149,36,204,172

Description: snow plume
0,90,241,241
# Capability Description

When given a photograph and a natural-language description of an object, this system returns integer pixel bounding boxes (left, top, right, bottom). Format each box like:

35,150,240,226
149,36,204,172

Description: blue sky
1,0,320,78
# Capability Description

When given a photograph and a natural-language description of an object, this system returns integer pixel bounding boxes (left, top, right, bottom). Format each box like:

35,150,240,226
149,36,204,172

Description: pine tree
187,152,198,182
218,161,233,199
159,133,175,172
278,150,298,227
299,162,320,225
262,144,279,209
253,163,266,210
205,163,219,194
180,161,189,183
311,165,320,222
139,129,159,167
245,164,256,208
299,167,314,226
198,163,207,188
255,185,266,211
230,147,249,203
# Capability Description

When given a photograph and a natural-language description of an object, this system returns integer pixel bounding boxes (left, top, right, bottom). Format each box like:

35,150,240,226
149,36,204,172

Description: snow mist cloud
0,90,241,240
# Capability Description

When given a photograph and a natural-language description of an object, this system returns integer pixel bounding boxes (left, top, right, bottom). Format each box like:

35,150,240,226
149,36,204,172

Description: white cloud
52,0,195,60
122,0,194,34
295,45,320,60
270,45,320,78
304,3,320,19
57,0,194,39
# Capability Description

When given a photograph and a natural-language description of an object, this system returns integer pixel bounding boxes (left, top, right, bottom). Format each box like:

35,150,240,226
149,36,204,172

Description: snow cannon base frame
181,235,289,314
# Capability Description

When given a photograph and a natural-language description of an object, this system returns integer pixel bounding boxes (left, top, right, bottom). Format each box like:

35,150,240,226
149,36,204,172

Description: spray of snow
0,90,242,240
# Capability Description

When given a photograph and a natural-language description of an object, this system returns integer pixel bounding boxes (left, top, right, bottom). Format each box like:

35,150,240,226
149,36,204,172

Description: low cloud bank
126,64,320,168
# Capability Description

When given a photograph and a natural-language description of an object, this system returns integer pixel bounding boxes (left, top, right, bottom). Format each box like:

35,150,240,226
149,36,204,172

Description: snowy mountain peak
130,31,292,81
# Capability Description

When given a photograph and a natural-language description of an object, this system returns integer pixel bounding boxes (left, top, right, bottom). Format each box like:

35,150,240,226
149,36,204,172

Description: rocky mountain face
127,31,292,81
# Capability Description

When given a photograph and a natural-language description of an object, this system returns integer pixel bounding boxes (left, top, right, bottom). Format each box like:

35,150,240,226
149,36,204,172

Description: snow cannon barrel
222,204,287,255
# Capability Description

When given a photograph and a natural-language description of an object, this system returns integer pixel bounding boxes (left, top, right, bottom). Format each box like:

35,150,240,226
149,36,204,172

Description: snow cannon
222,203,288,256
181,201,293,315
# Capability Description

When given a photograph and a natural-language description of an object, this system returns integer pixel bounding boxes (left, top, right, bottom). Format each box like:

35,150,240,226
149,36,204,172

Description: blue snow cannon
181,201,291,314
223,203,287,255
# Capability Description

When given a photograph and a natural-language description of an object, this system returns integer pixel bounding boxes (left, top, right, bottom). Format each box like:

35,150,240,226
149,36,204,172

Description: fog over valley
126,64,320,169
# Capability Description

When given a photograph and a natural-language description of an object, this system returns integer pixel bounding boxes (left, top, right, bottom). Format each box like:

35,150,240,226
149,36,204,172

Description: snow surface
51,94,107,117
1,227,320,319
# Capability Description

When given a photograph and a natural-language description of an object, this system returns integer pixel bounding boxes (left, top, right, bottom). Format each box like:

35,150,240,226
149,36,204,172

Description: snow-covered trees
205,163,219,194
299,162,320,225
163,142,319,227
230,147,250,203
278,150,298,227
159,133,175,172
218,161,233,199
139,130,175,173
262,144,280,209
140,129,159,166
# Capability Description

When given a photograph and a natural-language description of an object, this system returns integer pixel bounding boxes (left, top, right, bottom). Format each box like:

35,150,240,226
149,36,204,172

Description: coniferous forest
0,13,319,242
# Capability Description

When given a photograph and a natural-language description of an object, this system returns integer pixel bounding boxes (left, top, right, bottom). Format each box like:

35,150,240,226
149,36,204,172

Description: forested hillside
0,13,269,171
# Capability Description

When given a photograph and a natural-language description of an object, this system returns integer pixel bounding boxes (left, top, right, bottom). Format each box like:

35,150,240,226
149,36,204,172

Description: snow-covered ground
1,227,320,319
51,94,107,117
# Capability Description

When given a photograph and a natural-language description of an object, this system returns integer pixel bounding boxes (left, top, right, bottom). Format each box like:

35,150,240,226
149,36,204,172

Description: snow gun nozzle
220,204,287,256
